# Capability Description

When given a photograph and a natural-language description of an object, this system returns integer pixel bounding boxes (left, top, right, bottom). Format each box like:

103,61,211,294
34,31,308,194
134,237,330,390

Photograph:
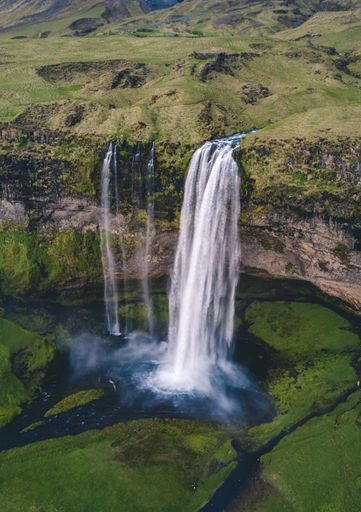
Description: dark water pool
0,274,357,454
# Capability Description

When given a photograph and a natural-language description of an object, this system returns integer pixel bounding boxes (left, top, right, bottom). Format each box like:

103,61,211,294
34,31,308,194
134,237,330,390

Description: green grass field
0,418,235,512
0,26,360,143
0,0,360,145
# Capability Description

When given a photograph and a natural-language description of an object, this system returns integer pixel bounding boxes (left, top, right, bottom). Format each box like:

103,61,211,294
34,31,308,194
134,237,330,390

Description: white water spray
142,143,155,335
100,143,121,336
155,137,242,392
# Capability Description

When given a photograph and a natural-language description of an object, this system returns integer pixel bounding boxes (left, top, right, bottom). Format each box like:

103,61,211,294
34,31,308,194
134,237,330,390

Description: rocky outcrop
198,53,258,81
242,83,271,104
237,136,361,310
68,18,104,36
240,213,361,310
37,60,148,89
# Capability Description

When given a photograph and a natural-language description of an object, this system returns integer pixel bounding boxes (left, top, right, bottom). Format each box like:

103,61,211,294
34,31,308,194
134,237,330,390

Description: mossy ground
0,295,360,511
0,317,55,427
241,301,360,449
119,292,169,334
44,389,105,417
245,301,359,356
0,418,236,512
248,391,361,512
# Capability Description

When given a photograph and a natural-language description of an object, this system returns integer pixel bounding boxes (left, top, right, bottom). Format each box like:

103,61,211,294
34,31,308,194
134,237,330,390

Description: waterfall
100,143,121,336
132,143,141,208
156,138,241,392
113,145,130,334
113,145,120,213
142,143,155,335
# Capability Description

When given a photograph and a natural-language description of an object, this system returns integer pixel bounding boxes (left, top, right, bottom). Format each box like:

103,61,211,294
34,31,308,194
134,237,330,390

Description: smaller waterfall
131,143,142,208
113,145,130,334
100,143,121,336
142,143,155,335
113,146,120,213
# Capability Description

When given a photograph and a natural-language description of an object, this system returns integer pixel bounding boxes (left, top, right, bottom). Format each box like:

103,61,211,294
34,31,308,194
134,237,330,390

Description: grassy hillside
1,0,360,38
0,1,182,35
0,418,235,512
0,1,359,144
0,25,360,143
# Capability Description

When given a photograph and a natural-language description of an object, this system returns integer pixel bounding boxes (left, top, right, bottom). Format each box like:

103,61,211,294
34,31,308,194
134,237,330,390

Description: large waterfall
100,143,121,336
155,138,241,392
142,143,155,335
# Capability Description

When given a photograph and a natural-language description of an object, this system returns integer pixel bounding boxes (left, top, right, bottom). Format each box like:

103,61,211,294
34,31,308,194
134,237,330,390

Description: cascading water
154,136,243,393
142,143,155,335
100,143,121,336
132,143,141,208
113,146,129,334
113,145,120,213
80,132,270,420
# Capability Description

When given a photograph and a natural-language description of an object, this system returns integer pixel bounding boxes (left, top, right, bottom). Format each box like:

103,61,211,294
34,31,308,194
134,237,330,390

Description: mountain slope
0,0,359,143
0,0,360,37
0,0,182,34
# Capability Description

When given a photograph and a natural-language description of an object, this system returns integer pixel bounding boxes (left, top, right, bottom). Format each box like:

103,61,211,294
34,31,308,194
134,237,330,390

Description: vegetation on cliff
0,317,55,427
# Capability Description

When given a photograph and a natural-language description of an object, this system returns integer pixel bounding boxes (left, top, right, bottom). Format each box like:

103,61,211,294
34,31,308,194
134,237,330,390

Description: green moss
119,294,169,334
0,317,56,428
246,354,357,447
0,231,37,295
6,311,56,335
245,301,359,357
119,303,148,330
21,420,44,433
235,148,255,203
52,141,100,198
0,317,42,353
44,389,104,417
242,301,360,449
240,138,361,222
285,262,296,275
0,418,235,512
43,230,102,288
251,391,361,512
0,229,102,296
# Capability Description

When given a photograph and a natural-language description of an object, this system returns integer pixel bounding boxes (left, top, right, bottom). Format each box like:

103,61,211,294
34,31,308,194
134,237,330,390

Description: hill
0,0,359,143
0,0,182,35
0,0,360,38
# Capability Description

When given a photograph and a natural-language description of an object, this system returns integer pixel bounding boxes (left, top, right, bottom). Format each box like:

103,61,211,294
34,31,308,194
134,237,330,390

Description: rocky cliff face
240,214,361,310
0,128,360,311
238,137,361,310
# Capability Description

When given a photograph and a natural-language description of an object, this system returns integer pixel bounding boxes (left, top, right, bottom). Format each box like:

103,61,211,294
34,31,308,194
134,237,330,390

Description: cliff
0,128,360,310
